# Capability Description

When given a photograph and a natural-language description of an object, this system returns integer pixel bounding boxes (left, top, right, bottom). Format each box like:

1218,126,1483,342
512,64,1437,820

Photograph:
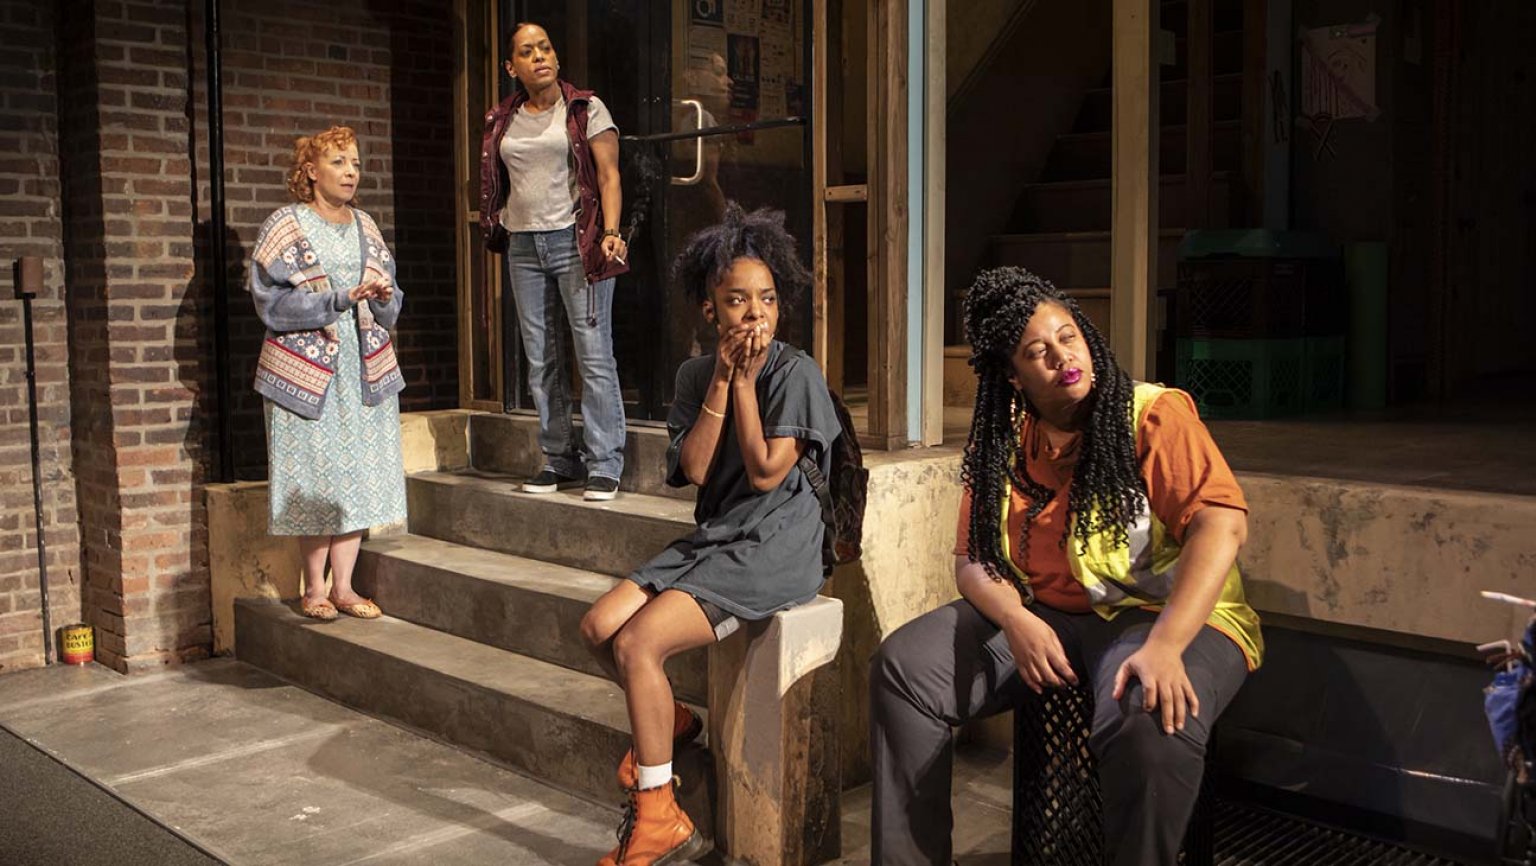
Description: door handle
671,99,704,186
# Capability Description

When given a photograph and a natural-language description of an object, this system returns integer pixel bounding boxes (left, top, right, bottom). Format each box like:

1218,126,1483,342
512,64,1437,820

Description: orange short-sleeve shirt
954,390,1247,612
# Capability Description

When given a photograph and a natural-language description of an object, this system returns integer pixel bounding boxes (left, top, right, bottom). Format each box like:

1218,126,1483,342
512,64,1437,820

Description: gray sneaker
523,470,583,494
583,476,620,501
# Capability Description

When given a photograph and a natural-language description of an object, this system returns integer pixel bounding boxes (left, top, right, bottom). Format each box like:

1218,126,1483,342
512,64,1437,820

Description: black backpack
797,390,869,575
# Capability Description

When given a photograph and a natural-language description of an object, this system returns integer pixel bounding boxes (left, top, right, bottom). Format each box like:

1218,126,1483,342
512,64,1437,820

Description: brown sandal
300,597,338,621
329,595,382,619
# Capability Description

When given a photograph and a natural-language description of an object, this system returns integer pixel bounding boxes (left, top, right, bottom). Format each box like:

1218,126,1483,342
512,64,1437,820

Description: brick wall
1,0,459,674
58,0,211,673
0,0,82,673
189,0,458,480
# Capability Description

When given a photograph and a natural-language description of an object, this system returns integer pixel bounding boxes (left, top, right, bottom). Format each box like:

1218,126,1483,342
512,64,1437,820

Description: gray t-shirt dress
629,341,842,621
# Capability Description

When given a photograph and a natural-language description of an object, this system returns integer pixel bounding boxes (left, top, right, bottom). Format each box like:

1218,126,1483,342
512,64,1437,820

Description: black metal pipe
206,0,233,483
15,258,52,664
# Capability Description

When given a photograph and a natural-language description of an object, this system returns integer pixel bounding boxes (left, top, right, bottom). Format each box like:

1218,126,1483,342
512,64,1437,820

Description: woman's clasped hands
712,321,772,385
348,276,393,304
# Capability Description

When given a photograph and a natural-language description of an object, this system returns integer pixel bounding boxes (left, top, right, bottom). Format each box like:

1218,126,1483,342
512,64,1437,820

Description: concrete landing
0,659,623,865
0,658,1017,866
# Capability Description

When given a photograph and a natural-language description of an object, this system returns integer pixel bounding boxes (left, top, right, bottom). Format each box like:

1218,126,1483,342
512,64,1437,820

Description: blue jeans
505,227,626,481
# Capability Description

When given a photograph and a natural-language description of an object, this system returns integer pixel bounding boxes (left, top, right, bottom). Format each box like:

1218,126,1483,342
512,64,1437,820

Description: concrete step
233,598,714,819
469,413,693,501
986,229,1184,290
1042,120,1240,182
354,533,707,704
1008,172,1234,234
407,470,695,578
1075,71,1242,133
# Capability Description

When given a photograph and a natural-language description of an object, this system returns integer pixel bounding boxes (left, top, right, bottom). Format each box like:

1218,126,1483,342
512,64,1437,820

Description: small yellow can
60,623,94,666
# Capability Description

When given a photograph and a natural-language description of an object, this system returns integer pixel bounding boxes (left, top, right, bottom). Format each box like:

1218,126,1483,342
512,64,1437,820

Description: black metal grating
1012,685,1479,866
1011,685,1215,866
1011,685,1105,865
1210,800,1467,865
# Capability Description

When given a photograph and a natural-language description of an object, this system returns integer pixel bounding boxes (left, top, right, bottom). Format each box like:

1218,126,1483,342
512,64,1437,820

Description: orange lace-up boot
616,702,703,790
597,778,707,866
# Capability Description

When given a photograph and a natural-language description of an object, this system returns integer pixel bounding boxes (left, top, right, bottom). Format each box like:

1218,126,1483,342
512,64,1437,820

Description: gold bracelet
700,403,726,419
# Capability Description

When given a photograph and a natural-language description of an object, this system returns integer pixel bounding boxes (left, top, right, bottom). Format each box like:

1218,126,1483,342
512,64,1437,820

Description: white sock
636,761,672,791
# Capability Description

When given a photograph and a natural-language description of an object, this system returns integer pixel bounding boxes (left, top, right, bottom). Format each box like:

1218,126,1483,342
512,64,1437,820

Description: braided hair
671,202,810,308
960,267,1145,582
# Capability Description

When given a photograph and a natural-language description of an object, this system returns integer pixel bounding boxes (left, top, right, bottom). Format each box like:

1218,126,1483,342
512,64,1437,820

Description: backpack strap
773,344,838,532
798,452,835,530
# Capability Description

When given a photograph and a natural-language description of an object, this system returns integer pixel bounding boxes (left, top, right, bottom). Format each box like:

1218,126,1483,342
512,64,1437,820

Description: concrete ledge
826,449,1536,773
1239,472,1536,648
207,482,298,655
398,409,472,474
709,596,844,866
825,448,966,784
944,345,976,408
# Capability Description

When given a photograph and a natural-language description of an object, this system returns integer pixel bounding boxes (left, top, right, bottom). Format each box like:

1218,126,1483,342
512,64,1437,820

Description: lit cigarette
1481,590,1536,608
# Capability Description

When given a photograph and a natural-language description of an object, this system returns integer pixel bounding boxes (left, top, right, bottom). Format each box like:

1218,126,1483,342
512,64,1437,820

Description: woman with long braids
869,267,1263,865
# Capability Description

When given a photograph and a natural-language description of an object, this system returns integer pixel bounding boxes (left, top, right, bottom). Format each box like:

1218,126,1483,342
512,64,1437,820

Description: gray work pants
869,599,1249,866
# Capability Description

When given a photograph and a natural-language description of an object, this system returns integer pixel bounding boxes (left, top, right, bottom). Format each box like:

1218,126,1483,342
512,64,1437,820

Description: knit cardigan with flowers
248,204,405,420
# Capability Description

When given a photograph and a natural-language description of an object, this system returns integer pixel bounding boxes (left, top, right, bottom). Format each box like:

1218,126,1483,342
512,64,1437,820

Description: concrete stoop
233,412,733,859
233,599,714,828
352,533,707,703
233,409,854,864
406,470,694,578
470,412,693,502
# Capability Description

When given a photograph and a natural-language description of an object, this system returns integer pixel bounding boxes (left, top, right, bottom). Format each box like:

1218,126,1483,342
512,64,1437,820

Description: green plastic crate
1175,336,1344,419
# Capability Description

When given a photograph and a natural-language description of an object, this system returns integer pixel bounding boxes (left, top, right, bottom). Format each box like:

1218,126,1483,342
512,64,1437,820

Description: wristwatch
602,228,622,239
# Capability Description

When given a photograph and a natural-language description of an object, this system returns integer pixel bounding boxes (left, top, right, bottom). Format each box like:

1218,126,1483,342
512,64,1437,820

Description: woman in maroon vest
480,22,629,501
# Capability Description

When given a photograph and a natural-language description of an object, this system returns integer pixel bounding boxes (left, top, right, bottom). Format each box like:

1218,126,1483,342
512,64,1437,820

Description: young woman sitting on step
578,204,843,866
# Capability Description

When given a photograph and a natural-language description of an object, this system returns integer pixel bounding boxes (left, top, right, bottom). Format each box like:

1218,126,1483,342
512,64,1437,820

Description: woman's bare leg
326,531,367,605
297,535,331,604
580,580,655,682
611,589,716,766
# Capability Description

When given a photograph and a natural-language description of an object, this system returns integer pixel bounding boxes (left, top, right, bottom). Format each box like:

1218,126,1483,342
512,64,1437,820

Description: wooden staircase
984,0,1250,378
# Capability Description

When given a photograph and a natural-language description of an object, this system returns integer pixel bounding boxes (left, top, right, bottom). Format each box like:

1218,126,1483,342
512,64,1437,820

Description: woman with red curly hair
248,125,407,621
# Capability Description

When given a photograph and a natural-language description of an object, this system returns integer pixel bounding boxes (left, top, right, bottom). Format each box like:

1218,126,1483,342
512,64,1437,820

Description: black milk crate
1174,230,1344,340
1176,255,1345,339
1175,336,1344,420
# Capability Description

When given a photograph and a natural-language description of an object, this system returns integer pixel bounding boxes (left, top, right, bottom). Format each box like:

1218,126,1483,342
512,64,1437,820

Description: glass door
508,0,813,421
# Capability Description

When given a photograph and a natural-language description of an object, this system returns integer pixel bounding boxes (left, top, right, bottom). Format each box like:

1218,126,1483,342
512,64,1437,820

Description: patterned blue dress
264,207,408,535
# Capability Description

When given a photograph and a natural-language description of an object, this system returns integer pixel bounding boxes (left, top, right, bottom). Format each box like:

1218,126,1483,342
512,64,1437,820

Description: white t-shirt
498,94,617,233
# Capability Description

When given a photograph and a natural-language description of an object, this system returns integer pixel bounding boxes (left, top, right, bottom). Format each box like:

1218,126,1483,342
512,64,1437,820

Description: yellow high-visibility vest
999,382,1264,669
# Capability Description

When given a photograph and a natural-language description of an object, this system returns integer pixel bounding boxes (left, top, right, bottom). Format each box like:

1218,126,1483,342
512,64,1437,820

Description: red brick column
0,0,82,673
59,0,211,672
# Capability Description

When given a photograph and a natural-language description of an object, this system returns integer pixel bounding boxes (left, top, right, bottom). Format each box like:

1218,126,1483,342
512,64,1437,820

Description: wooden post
454,0,474,408
1111,0,1159,379
812,0,830,374
866,0,908,449
1185,0,1213,228
921,0,946,446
